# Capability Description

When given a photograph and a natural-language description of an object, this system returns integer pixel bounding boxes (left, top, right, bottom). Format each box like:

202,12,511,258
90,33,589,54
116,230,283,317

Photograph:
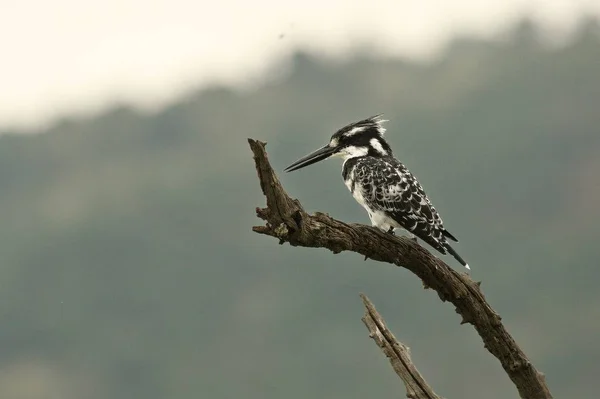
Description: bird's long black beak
284,145,336,172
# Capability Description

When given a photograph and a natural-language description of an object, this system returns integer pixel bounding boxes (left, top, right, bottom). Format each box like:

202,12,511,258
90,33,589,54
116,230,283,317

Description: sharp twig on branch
361,293,443,399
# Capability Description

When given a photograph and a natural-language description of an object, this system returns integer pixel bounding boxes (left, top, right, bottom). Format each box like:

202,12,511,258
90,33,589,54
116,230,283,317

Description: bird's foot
386,227,395,236
408,234,418,243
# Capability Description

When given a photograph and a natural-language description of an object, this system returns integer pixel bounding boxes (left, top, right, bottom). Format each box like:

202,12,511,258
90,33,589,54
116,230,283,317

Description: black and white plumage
284,115,469,269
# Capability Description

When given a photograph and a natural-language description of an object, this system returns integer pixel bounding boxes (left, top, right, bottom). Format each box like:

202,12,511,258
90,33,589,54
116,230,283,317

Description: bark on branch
248,138,552,399
361,293,442,399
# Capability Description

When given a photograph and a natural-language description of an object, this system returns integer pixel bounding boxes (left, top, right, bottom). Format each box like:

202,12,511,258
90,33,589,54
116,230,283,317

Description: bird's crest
338,114,388,138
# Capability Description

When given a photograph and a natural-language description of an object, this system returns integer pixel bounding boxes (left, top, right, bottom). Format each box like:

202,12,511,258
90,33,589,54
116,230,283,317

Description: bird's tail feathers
443,229,458,242
445,244,470,270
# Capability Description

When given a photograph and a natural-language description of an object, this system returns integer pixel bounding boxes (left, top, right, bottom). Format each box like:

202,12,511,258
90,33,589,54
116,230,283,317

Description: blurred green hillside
0,19,599,398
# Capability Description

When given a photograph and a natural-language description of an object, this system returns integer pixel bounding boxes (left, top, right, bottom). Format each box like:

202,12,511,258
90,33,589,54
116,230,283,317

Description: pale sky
1,0,599,131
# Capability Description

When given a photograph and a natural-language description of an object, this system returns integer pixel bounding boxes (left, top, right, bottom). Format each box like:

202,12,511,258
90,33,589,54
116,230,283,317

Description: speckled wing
352,157,451,253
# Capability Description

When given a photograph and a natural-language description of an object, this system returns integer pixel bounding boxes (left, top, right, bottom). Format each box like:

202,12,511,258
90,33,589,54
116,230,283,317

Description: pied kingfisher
284,115,469,269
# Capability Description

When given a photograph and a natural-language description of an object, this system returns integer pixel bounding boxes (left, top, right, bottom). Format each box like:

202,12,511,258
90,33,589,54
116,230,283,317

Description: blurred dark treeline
0,19,599,399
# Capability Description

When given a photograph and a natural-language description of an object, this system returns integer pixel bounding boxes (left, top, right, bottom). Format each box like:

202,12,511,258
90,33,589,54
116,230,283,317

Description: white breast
343,168,400,231
344,168,368,209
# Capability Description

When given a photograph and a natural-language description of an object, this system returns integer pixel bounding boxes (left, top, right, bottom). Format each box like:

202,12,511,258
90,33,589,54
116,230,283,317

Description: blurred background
1,1,599,398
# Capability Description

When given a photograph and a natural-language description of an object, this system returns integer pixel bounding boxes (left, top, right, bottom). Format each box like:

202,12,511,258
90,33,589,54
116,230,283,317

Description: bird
284,114,469,269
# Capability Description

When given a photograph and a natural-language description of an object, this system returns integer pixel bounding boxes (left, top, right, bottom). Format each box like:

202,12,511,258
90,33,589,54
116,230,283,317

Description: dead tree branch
248,138,552,399
361,293,442,399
